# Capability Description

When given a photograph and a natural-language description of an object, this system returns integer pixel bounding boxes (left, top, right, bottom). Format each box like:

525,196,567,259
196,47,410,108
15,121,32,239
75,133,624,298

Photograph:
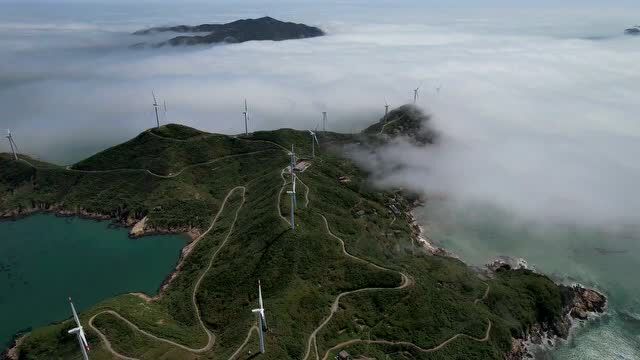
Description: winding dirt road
88,186,246,358
320,319,492,360
301,215,412,360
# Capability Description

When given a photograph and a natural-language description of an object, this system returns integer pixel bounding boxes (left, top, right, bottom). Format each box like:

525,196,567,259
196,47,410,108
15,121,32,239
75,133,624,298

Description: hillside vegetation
1,108,567,359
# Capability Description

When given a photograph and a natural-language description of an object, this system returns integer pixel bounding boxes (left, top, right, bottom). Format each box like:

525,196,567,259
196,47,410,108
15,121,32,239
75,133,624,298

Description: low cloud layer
1,1,639,225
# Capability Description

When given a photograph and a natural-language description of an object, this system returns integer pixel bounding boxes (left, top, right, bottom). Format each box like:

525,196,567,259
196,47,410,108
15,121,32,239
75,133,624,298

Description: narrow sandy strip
474,283,490,305
302,215,412,360
277,168,291,226
320,319,492,360
88,186,246,358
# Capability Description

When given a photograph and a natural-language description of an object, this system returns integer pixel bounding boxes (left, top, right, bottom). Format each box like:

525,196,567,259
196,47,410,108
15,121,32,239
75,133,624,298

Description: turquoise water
417,203,640,359
0,214,186,349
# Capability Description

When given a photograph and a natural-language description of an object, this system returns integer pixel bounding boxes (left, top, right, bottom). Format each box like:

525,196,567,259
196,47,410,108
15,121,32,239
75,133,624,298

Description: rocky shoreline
406,201,608,360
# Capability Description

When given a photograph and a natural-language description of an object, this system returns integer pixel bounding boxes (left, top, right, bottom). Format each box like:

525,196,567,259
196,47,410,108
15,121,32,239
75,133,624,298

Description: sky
1,0,639,226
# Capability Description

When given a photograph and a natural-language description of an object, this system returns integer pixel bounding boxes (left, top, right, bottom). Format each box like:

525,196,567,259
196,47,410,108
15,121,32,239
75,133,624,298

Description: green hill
1,114,572,360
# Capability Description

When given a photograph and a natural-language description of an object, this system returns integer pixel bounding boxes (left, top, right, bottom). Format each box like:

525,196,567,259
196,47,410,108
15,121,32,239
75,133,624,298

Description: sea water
0,214,186,349
416,203,640,359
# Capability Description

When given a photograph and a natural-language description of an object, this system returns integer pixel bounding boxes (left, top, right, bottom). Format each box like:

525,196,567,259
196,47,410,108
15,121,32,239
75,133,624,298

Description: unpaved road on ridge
88,186,246,358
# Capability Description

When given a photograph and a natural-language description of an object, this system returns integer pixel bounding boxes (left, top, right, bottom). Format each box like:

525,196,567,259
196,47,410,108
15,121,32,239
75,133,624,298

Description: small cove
0,213,186,349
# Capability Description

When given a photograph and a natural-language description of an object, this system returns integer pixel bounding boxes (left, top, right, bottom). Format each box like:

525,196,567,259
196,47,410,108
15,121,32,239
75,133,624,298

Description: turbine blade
80,330,90,350
69,297,81,327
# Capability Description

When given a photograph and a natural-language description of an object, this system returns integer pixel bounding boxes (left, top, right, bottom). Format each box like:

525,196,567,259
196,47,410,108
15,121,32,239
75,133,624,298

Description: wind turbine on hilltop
308,126,319,158
287,145,297,228
384,99,390,117
413,87,420,104
68,297,90,360
242,99,249,136
252,280,267,354
5,129,18,160
152,91,160,128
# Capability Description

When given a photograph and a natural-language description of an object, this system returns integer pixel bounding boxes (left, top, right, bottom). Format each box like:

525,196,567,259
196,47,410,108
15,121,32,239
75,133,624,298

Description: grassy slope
0,123,564,360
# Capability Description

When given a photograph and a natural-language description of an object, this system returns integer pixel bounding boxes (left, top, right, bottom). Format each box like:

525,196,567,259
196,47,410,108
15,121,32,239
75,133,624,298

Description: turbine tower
68,297,90,360
243,99,249,136
152,91,160,128
322,111,327,132
413,87,420,104
5,129,18,160
252,280,267,354
308,127,319,158
287,145,297,228
384,100,389,117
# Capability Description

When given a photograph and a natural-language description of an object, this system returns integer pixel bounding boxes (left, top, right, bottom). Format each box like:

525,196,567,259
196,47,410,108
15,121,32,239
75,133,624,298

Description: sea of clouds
1,0,639,226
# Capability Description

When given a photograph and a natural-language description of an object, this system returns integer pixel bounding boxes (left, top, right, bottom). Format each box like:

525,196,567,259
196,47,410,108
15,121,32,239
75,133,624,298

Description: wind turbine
287,145,297,228
384,99,390,117
68,297,90,360
322,111,327,132
436,85,442,94
242,99,249,136
152,91,160,128
308,127,319,158
5,129,18,160
251,280,267,354
413,87,420,104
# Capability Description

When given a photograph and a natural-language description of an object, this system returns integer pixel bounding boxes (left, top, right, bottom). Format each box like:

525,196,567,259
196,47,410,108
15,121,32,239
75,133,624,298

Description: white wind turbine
308,126,320,158
413,87,420,104
251,280,267,354
384,99,390,117
5,129,18,160
68,297,90,360
287,145,297,228
152,91,160,128
242,99,249,136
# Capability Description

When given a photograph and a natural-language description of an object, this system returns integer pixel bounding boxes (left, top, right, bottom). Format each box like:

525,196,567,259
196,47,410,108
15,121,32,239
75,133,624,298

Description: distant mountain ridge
133,16,324,47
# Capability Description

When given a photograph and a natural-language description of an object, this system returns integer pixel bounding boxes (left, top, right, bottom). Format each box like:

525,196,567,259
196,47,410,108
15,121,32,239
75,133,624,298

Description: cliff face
133,16,324,47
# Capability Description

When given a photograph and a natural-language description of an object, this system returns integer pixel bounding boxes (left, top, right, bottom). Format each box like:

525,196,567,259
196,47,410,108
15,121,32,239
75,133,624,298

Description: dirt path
22,150,272,179
320,319,492,360
302,214,412,360
88,186,246,358
226,325,259,360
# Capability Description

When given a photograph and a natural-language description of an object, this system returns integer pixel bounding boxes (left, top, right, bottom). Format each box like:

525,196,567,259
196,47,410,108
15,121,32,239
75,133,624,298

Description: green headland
0,107,602,359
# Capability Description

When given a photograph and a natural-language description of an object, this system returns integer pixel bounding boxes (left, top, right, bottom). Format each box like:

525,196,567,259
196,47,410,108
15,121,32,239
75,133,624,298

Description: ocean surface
416,203,640,360
0,214,186,349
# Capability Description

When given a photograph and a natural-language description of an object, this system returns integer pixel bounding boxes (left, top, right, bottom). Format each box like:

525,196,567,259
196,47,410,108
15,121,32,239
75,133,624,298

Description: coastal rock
129,216,148,237
564,285,607,320
487,256,529,272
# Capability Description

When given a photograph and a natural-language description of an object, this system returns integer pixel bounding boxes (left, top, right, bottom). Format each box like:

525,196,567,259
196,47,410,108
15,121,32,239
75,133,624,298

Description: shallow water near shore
0,214,186,350
416,202,640,359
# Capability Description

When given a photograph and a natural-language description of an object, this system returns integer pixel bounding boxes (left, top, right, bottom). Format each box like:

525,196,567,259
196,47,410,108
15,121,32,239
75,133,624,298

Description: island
1,105,605,359
133,16,324,47
625,26,640,35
